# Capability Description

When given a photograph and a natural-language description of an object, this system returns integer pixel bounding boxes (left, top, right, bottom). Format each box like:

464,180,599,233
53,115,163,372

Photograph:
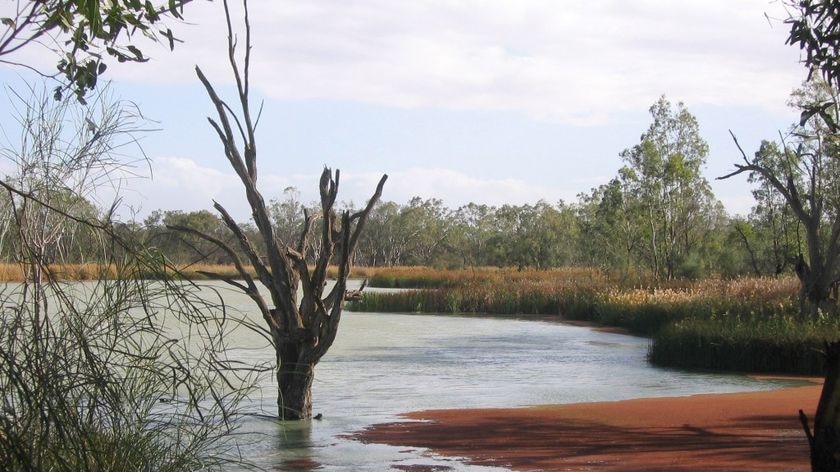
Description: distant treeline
0,179,797,281
0,97,804,280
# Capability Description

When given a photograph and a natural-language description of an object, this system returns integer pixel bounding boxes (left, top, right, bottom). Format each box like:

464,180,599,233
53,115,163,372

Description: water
6,280,802,471
198,281,800,471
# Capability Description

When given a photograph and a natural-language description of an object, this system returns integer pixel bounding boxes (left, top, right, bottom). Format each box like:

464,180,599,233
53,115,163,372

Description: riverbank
348,269,840,375
354,382,821,471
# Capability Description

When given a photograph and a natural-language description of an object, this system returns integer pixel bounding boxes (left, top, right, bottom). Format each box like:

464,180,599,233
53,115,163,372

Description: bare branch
196,67,249,182
728,129,752,165
166,222,276,331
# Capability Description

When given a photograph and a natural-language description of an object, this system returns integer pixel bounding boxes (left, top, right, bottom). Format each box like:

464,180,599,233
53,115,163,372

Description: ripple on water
183,281,796,471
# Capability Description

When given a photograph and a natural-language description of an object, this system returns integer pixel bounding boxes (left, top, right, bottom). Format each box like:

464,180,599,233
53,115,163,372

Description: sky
0,0,810,220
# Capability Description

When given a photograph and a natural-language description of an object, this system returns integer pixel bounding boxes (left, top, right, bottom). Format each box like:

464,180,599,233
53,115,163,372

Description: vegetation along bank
348,267,833,375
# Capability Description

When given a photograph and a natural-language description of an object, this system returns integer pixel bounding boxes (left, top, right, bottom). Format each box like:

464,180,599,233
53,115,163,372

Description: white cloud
79,0,806,125
379,167,570,206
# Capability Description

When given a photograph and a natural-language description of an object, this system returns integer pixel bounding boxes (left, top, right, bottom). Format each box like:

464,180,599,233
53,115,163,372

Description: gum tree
170,0,386,420
1,0,194,102
721,81,840,318
619,96,715,279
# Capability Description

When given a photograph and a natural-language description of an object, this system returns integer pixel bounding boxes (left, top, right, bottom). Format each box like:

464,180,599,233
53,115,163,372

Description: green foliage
650,313,840,374
0,0,190,102
787,1,840,94
0,83,255,470
617,96,718,280
268,186,306,249
723,79,840,316
145,209,235,265
0,268,255,470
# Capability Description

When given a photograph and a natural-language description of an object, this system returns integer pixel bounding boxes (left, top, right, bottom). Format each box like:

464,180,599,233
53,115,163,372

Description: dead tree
720,132,840,318
169,0,386,420
801,342,840,472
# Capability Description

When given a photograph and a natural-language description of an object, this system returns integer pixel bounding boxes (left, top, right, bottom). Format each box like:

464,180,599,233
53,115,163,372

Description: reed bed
0,263,251,281
0,262,382,282
348,268,828,374
365,266,607,288
351,273,799,335
649,314,840,374
0,263,121,281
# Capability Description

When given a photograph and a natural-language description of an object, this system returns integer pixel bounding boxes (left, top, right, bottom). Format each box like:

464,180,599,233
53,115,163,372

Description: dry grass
347,268,824,374
365,266,607,288
0,263,122,281
0,262,385,282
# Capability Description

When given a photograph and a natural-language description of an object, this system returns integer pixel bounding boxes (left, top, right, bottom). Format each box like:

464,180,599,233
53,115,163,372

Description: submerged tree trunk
277,354,314,420
170,0,387,421
802,342,840,472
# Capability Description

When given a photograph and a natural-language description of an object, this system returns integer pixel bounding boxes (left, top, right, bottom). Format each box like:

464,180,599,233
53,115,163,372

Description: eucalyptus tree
144,209,233,265
619,96,715,279
399,197,451,265
577,178,645,272
744,141,804,276
356,201,404,266
722,80,840,317
787,0,840,96
785,6,840,470
451,202,495,268
1,0,192,101
268,187,306,250
170,0,386,420
515,201,579,269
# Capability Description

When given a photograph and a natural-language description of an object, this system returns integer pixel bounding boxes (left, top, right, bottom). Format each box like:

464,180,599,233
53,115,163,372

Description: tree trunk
802,342,840,472
184,4,387,424
277,351,315,421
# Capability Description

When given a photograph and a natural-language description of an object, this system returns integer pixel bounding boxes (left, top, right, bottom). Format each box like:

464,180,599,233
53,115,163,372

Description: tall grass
351,272,799,335
0,262,382,282
649,313,840,374
0,259,260,470
365,266,607,288
0,263,119,281
348,268,825,374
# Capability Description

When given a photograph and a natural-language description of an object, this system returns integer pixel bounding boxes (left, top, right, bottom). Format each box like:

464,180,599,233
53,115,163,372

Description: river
185,281,801,471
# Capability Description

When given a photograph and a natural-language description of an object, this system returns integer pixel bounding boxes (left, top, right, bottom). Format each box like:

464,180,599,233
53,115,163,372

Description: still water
189,281,800,471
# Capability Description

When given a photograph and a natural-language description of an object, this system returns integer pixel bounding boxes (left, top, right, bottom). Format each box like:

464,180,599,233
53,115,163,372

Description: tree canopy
1,0,191,102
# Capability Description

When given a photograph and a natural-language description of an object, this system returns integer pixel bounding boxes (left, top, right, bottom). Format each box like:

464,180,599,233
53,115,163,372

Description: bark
277,353,314,420
801,342,840,472
170,0,387,421
721,131,840,317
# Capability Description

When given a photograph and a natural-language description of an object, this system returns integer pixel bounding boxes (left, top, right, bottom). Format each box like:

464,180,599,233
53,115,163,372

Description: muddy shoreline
354,383,821,471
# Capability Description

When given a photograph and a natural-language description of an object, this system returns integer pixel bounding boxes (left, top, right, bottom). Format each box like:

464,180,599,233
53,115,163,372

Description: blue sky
0,0,808,220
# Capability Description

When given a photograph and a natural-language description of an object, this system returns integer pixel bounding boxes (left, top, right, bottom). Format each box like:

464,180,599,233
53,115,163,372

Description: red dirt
354,384,822,471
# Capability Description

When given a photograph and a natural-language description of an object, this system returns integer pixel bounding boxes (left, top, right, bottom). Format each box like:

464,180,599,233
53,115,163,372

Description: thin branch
166,222,276,331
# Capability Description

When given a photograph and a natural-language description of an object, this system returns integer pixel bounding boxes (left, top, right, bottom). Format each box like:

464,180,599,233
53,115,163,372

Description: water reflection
130,281,799,470
274,422,318,472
